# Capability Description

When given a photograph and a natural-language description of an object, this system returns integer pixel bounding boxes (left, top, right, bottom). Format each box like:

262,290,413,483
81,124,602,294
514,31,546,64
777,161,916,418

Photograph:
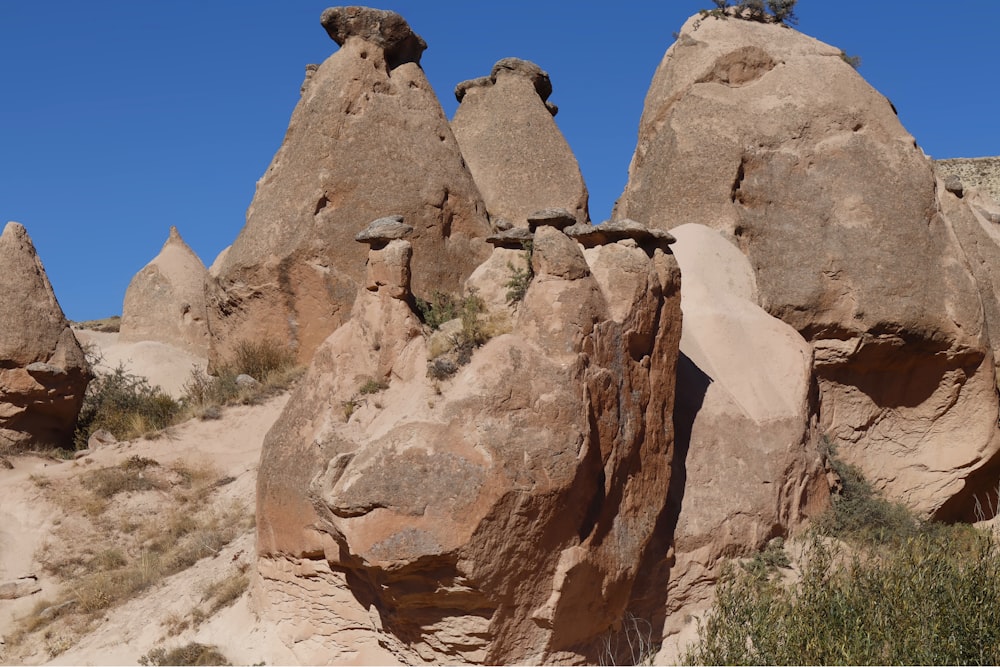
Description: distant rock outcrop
0,222,90,451
119,226,210,357
208,6,490,367
256,219,682,664
616,12,998,516
452,58,589,228
936,157,1000,203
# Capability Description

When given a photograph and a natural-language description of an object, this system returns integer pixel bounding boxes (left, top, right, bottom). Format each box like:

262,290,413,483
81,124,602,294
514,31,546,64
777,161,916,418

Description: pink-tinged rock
0,222,91,451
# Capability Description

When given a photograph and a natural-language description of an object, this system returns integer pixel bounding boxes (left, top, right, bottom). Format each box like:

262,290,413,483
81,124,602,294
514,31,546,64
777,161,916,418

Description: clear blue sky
1,2,997,321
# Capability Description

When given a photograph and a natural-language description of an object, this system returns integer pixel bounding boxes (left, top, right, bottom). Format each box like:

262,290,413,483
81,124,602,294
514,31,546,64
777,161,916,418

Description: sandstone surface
0,222,90,451
119,226,211,357
615,12,999,516
256,224,682,663
452,58,589,228
660,223,827,646
209,7,490,367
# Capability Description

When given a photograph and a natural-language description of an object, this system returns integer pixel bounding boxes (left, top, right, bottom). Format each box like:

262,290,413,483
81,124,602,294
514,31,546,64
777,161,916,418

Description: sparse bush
505,240,534,306
421,290,491,379
742,536,791,580
139,643,231,666
840,50,862,69
80,456,162,499
816,440,919,544
685,530,1000,665
181,339,301,417
74,363,181,448
415,291,463,330
358,377,389,395
702,0,797,24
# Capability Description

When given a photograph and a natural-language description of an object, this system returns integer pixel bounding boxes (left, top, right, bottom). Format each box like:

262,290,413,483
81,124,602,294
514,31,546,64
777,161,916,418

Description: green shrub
702,0,797,25
182,338,300,416
358,377,389,395
816,441,919,544
415,291,464,330
685,530,1000,665
505,240,534,306
74,364,181,448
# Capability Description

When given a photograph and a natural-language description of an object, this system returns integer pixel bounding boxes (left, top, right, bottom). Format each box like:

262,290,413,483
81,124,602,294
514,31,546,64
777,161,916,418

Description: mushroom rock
209,6,490,367
615,12,998,516
0,222,91,451
119,226,211,357
255,224,683,664
451,58,590,228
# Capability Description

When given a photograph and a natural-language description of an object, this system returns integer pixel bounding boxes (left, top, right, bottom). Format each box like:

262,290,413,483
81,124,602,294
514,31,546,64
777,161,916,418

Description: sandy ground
0,334,298,666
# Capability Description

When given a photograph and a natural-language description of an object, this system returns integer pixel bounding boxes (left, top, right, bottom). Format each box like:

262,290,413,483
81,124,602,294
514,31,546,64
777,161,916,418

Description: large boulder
0,222,90,451
209,7,490,367
615,13,998,516
659,223,828,653
119,226,211,357
451,58,589,228
255,224,682,664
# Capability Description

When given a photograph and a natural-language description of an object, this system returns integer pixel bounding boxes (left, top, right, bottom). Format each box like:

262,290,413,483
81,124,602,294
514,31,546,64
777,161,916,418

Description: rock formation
615,12,999,516
451,58,590,228
209,6,491,367
0,222,90,451
936,157,1000,203
256,218,682,664
119,226,211,357
662,223,828,645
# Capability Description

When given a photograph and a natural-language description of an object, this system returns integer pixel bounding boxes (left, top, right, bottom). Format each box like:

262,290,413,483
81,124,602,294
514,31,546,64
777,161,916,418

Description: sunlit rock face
616,11,999,517
0,222,91,451
208,6,490,368
119,226,211,357
255,220,683,664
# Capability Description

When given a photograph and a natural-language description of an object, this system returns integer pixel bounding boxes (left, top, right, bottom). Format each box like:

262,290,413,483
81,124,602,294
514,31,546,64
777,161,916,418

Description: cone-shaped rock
0,222,90,450
452,58,589,228
119,226,210,357
209,7,491,366
615,13,998,516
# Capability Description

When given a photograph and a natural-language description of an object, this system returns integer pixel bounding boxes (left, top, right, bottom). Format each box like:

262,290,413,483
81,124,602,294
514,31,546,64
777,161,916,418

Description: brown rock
0,222,90,451
615,14,997,516
256,222,683,663
320,6,427,69
209,9,490,367
451,58,589,229
119,226,211,357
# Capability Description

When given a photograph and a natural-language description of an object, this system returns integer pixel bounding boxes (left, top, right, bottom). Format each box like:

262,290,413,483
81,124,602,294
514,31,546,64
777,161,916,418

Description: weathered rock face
256,223,682,664
0,222,90,451
660,223,828,652
616,13,998,516
209,7,490,366
119,226,211,357
451,58,589,228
